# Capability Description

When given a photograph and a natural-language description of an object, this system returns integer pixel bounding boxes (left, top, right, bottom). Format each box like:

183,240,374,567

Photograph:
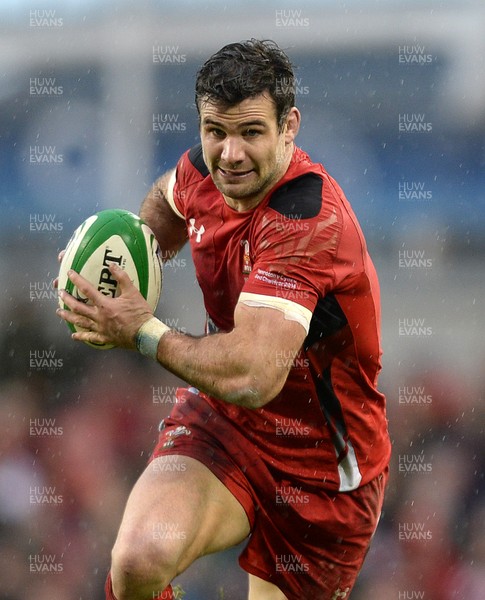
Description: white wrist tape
135,317,170,360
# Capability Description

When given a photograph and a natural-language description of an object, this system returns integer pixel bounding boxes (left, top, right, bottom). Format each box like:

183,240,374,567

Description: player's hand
56,263,153,349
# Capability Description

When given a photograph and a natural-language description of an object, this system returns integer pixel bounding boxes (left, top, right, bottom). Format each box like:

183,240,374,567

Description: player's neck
223,194,265,212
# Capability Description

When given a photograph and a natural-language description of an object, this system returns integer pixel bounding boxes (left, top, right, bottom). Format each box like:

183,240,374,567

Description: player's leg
110,454,251,600
248,574,289,600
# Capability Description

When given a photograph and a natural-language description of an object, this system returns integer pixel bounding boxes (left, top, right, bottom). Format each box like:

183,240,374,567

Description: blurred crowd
0,281,483,600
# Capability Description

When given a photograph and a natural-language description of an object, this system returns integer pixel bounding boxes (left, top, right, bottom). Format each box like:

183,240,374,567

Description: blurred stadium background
0,1,484,598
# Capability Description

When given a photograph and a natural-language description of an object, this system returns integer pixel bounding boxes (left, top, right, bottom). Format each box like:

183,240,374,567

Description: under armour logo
188,218,205,243
331,587,350,599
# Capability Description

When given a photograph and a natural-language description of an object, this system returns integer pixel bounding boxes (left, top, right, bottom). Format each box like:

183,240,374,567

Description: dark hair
195,39,295,131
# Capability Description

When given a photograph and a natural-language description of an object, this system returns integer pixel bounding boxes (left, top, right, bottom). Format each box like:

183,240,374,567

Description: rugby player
58,39,391,600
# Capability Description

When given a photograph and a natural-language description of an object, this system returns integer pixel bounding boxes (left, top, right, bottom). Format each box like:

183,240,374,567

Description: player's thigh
248,574,289,600
112,454,251,574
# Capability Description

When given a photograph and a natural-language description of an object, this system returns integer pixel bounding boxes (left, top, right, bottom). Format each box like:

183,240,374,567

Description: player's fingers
72,330,111,346
108,262,136,293
57,289,96,318
56,306,95,331
66,269,105,306
53,250,66,288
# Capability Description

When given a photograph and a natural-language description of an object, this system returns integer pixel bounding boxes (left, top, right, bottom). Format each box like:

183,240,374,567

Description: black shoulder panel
268,173,323,219
188,144,209,178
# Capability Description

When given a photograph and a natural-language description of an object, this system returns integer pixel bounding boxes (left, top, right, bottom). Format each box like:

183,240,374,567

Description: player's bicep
233,300,308,405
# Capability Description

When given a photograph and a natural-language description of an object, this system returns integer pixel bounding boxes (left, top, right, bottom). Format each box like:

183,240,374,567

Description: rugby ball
58,209,162,349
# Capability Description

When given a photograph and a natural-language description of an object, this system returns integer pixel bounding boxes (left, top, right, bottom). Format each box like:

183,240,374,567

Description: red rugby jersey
167,144,391,491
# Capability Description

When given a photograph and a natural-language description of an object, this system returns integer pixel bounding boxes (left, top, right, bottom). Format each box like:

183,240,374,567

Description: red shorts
151,388,388,600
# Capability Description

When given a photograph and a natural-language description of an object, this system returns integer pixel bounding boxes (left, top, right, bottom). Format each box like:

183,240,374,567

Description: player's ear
283,107,300,144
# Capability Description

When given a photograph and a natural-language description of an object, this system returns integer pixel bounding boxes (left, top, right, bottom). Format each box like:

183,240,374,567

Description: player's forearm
140,172,188,261
154,329,282,409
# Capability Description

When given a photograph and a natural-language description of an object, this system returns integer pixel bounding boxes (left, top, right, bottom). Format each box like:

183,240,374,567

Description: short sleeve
168,144,209,219
240,174,343,332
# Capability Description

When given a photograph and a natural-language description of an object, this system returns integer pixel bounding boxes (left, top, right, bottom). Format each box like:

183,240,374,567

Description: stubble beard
212,145,290,203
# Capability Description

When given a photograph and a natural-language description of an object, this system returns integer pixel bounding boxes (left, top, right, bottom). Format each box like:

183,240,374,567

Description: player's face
199,93,300,211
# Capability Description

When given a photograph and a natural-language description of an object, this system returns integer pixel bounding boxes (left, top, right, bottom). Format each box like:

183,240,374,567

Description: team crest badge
241,239,252,276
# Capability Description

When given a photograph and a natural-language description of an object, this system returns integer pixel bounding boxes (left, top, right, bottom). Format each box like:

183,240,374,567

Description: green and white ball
58,209,162,349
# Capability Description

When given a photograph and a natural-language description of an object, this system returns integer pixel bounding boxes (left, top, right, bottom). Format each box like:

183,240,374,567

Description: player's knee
111,535,177,599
